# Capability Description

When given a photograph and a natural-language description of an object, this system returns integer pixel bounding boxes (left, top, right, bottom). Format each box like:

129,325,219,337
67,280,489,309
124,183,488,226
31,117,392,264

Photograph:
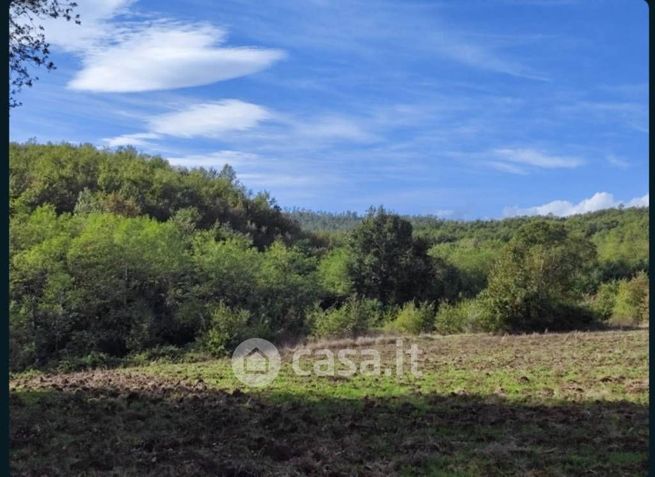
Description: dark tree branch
9,0,79,107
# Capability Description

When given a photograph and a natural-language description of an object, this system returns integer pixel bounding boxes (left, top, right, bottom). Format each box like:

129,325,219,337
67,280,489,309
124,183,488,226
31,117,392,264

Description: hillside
9,143,649,372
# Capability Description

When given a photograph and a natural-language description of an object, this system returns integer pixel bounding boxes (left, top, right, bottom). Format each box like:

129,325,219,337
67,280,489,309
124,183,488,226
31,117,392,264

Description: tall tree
348,207,436,305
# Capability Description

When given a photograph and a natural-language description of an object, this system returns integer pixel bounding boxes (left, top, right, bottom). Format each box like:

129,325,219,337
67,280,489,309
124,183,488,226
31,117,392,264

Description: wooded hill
9,143,649,371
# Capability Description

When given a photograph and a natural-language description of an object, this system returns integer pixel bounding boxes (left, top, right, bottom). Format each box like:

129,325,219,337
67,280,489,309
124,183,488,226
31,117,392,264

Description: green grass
11,329,648,476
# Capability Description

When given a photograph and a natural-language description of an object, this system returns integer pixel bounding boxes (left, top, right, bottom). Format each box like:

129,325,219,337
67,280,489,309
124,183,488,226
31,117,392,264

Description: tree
9,0,79,107
348,207,437,306
480,221,597,332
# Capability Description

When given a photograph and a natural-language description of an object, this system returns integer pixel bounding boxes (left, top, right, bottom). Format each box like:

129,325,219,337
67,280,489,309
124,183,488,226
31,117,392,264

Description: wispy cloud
105,101,383,148
504,192,648,217
606,154,630,169
147,100,273,138
559,100,648,133
165,149,342,199
487,160,529,175
104,132,160,147
490,147,585,173
15,0,646,216
287,115,376,143
432,40,548,81
104,100,273,144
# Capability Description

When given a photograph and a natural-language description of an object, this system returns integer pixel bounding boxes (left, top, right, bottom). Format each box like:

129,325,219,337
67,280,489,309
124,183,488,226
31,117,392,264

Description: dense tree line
9,143,649,370
291,206,649,295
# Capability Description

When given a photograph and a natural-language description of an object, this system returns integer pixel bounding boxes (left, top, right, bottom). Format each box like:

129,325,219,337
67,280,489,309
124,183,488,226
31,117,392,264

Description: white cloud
147,100,273,138
39,0,133,52
105,102,379,147
626,194,649,208
504,192,648,217
104,132,160,147
69,24,285,93
104,100,273,145
493,148,585,169
434,209,455,218
291,116,375,142
41,0,285,93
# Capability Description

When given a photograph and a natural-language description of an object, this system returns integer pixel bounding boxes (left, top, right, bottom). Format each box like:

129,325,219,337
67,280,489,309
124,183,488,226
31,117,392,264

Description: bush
199,303,258,356
129,345,186,365
386,301,435,334
435,299,487,334
310,296,381,338
56,352,120,372
478,290,598,333
589,281,619,321
611,272,649,326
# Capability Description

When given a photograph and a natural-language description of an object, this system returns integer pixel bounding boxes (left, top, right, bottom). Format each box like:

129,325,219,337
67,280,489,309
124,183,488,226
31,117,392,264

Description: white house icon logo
232,338,281,387
244,349,269,373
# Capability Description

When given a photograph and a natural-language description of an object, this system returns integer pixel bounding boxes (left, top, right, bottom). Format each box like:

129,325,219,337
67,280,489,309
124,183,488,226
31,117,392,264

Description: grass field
10,329,648,476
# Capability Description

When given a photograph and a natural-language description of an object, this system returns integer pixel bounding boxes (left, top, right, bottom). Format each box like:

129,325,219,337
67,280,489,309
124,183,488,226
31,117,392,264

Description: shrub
56,352,120,372
542,302,598,331
129,345,185,365
435,299,487,334
477,290,598,333
310,296,381,338
611,272,649,325
589,281,619,321
199,303,254,356
386,301,435,335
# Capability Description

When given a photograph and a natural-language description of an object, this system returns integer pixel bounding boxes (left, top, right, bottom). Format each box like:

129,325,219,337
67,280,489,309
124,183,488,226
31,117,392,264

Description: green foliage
292,207,649,290
588,281,620,321
612,272,649,326
310,296,382,338
9,143,649,370
386,301,435,335
435,299,488,334
317,247,353,300
199,304,254,356
55,352,120,373
479,221,598,332
9,204,319,369
348,207,438,306
429,239,502,297
129,345,187,365
10,143,309,249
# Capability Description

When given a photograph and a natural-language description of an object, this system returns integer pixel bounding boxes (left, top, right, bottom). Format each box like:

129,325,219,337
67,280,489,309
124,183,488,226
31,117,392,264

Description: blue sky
10,0,648,218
